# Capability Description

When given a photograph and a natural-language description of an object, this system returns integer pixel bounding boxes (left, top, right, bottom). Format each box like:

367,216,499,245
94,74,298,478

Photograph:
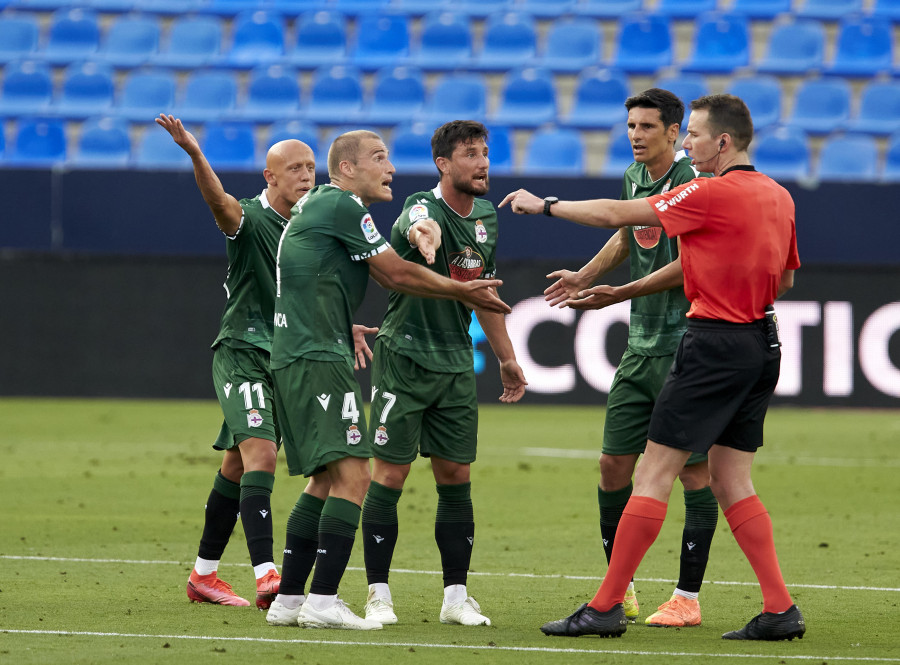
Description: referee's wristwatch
543,196,559,216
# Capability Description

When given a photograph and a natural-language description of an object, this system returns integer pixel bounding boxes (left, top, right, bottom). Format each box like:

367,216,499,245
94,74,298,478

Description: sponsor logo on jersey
474,219,488,244
361,213,382,243
409,204,429,223
274,312,288,328
374,426,389,445
654,182,700,213
346,424,362,445
247,409,264,428
373,535,385,543
448,246,485,282
633,226,662,249
316,393,331,411
632,182,638,197
224,382,232,398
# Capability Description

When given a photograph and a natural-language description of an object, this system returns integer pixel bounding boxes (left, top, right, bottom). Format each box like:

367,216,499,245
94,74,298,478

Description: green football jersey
377,185,498,373
621,153,705,356
270,184,391,370
211,191,289,352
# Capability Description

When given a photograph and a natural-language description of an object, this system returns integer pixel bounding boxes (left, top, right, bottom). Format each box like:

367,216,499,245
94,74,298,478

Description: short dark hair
327,129,382,178
690,94,754,151
431,120,490,162
624,88,684,131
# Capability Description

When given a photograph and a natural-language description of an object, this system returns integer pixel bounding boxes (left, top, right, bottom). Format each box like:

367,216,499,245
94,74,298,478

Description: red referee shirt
646,166,800,323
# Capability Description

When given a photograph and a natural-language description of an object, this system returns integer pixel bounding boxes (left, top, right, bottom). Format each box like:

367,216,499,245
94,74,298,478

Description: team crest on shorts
247,409,264,428
474,220,488,243
374,426,389,446
346,424,362,445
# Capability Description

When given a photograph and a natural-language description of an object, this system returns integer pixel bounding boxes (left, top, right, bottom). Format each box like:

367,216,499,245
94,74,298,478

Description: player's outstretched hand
544,269,591,308
460,280,511,314
498,189,543,215
564,284,623,311
351,324,379,370
155,114,200,156
411,219,442,265
498,359,527,403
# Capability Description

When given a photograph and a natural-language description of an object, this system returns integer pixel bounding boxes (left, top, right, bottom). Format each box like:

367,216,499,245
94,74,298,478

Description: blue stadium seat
98,15,161,68
729,0,792,19
485,124,512,174
757,20,825,74
0,59,53,117
389,122,435,174
612,13,672,74
89,0,150,10
752,126,811,180
561,67,629,130
116,69,177,122
825,16,893,77
845,81,900,136
363,66,426,125
222,10,285,68
54,61,115,120
448,0,510,19
871,0,900,20
471,12,537,72
287,10,348,70
654,0,716,19
655,74,709,128
155,15,222,69
350,13,410,71
236,65,301,122
134,0,206,12
602,129,635,176
786,78,852,135
332,0,392,15
513,0,577,19
203,121,257,171
43,7,101,65
490,67,557,128
388,0,451,16
267,119,319,156
173,70,239,122
0,14,40,63
201,0,272,15
523,127,585,176
134,124,192,169
573,0,643,18
726,75,782,131
417,73,487,126
681,12,750,74
796,0,863,20
71,116,131,167
408,11,472,71
817,134,878,182
9,116,67,165
304,65,364,125
882,131,900,182
533,17,602,73
6,0,73,10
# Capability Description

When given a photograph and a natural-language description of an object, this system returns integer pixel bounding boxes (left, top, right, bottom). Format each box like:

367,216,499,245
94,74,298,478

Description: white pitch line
518,447,900,468
2,555,899,593
2,630,898,663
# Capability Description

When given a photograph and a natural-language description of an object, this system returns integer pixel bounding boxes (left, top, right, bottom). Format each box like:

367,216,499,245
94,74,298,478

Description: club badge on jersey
474,219,488,243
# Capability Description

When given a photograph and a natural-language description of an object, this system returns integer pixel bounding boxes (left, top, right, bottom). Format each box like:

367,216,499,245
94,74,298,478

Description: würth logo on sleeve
448,246,484,282
654,182,700,213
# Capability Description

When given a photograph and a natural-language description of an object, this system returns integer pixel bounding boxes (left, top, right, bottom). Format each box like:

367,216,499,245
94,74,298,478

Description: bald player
156,115,318,610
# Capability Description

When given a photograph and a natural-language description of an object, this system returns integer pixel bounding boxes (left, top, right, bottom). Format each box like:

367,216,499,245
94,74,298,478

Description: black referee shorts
647,318,781,454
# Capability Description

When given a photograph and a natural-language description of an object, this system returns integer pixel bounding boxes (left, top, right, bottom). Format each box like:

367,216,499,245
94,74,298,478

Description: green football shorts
211,342,279,450
369,339,478,465
603,348,707,466
272,355,372,477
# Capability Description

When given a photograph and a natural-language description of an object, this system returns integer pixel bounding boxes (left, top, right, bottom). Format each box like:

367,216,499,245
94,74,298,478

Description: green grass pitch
1,398,898,664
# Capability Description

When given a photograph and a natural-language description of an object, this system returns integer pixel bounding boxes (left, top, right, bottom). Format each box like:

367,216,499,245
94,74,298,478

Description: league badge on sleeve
360,213,382,243
409,204,429,223
346,424,362,445
474,219,488,243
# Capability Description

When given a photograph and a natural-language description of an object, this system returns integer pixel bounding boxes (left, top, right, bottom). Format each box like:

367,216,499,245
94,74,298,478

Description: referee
501,94,805,642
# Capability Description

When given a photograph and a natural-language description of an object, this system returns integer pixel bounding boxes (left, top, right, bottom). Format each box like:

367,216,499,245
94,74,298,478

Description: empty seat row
6,0,900,21
3,116,899,183
4,61,900,138
0,8,896,76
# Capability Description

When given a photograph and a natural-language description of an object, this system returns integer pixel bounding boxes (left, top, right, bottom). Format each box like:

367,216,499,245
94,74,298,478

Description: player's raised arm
499,189,658,230
156,114,243,236
407,218,442,265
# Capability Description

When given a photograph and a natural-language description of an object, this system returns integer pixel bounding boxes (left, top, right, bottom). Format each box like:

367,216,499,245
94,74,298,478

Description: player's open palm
498,359,527,403
156,114,200,156
411,219,442,265
545,269,591,308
